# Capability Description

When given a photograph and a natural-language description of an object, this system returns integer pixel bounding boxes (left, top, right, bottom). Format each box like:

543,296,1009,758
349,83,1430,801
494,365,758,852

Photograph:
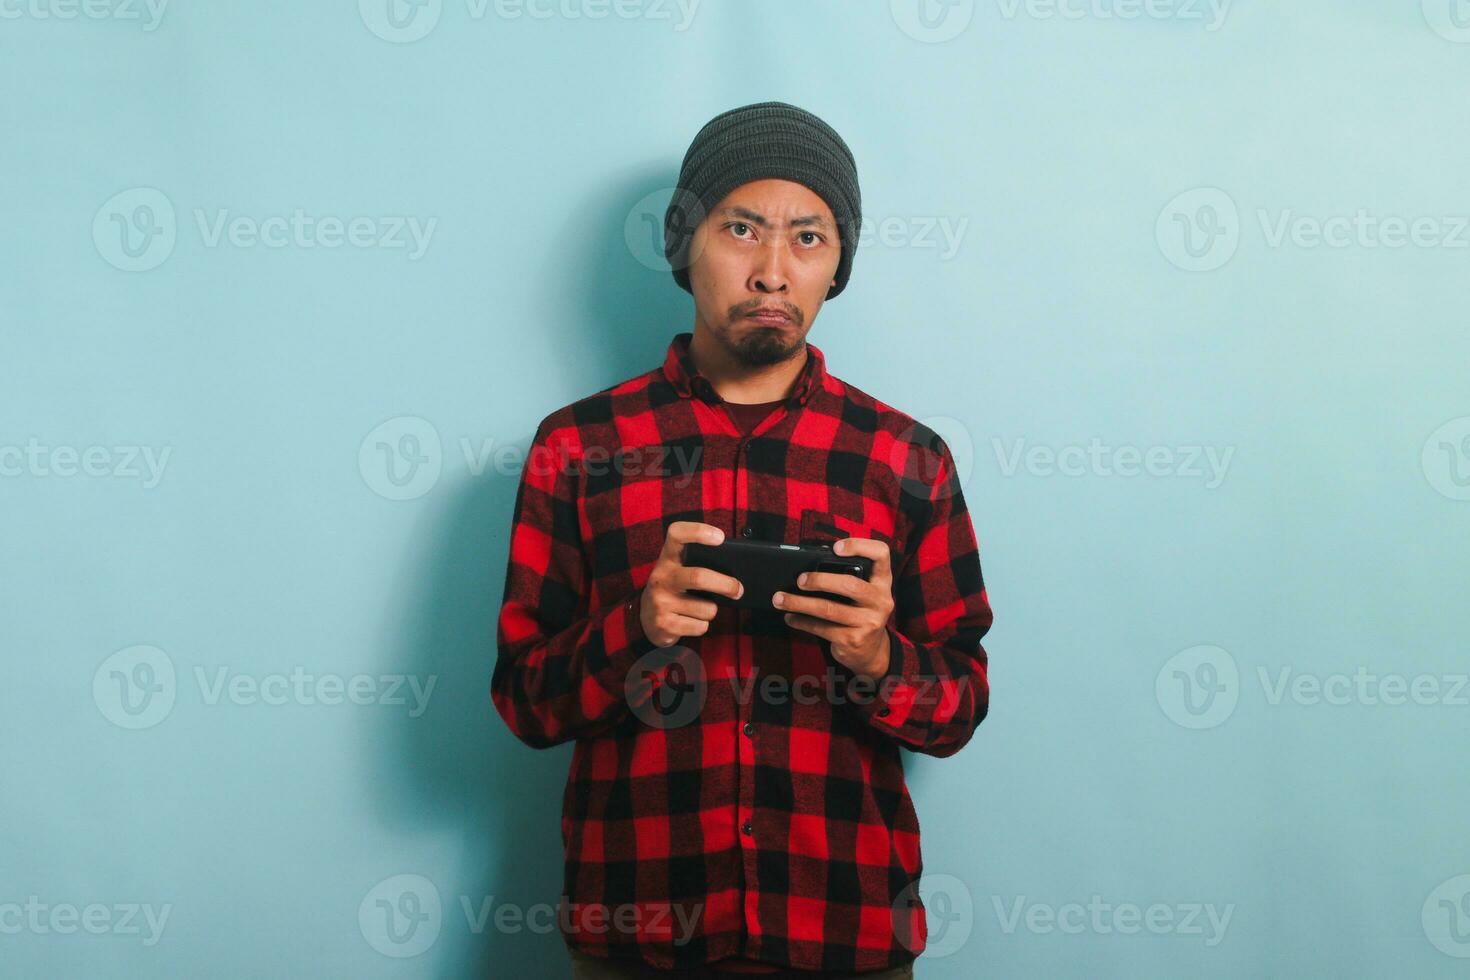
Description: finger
774,590,861,627
832,536,892,588
782,612,843,641
650,613,710,646
673,565,744,600
662,521,726,560
665,594,721,622
796,570,874,604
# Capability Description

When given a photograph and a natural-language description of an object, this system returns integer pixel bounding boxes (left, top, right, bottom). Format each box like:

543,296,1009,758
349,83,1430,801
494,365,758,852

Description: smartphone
680,539,873,611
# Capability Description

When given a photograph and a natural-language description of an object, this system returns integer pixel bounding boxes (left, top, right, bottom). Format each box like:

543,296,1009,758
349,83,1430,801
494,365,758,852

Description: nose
748,243,789,294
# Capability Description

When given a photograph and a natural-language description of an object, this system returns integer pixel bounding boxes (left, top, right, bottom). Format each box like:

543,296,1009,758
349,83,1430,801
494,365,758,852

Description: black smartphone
680,539,873,611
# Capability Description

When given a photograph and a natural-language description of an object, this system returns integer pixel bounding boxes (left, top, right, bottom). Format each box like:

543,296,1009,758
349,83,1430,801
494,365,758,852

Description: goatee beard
726,324,802,368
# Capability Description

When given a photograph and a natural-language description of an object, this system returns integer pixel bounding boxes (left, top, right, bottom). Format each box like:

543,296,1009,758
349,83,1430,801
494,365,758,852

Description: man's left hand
773,537,894,680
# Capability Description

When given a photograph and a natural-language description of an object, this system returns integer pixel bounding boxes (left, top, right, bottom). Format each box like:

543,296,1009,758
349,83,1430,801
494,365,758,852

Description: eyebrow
715,206,832,231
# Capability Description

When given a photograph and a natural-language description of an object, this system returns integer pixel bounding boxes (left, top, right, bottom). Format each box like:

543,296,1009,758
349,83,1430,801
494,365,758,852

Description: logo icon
890,0,974,43
1157,188,1240,272
359,416,443,500
93,644,177,729
1422,416,1470,501
360,0,442,43
1156,644,1239,729
631,187,711,276
892,873,973,957
891,416,974,504
1423,874,1470,957
1423,0,1470,43
93,188,176,272
626,644,706,729
359,874,442,957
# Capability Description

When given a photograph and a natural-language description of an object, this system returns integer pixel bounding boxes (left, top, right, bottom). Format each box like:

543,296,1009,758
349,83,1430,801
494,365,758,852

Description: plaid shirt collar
660,330,828,408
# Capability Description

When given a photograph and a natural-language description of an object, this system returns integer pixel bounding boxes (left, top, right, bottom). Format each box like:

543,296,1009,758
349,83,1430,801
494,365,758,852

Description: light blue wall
4,1,1468,977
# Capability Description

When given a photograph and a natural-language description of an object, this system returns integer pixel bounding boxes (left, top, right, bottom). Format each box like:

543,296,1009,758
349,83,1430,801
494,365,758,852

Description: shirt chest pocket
797,507,893,550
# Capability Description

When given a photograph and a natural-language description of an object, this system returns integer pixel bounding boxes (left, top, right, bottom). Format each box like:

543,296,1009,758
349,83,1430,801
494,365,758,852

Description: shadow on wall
535,167,702,402
371,172,692,979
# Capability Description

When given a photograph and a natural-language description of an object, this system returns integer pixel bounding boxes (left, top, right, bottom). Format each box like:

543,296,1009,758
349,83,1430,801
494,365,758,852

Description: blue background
4,1,1468,977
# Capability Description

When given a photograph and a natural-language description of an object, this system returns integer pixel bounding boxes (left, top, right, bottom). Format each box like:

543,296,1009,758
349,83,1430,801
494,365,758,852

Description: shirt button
741,820,753,836
743,721,754,737
741,526,754,538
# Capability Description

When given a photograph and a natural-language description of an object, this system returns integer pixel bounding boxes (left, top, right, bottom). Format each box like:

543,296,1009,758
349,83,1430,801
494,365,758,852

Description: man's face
686,179,842,368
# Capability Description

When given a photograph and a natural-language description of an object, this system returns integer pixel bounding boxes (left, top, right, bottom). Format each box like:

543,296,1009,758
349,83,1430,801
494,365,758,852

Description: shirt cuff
614,588,658,661
845,625,914,730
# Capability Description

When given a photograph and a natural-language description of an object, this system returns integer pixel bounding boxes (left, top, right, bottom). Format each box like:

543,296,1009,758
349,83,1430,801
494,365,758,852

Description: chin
732,325,803,367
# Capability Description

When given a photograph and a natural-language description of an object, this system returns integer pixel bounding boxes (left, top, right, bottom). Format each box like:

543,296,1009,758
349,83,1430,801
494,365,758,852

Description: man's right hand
639,521,744,647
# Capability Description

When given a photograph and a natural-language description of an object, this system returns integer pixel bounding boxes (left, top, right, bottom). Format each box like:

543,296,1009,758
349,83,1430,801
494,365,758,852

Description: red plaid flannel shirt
492,331,993,973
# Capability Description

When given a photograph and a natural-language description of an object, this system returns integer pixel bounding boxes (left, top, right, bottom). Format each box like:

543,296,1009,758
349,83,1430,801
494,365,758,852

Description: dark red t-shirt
722,397,786,435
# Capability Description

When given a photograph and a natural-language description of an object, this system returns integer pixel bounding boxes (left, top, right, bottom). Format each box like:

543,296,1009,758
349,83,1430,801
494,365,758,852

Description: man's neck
688,325,808,405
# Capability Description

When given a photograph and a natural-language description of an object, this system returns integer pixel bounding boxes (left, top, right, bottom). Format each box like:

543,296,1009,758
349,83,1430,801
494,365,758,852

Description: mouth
744,309,794,326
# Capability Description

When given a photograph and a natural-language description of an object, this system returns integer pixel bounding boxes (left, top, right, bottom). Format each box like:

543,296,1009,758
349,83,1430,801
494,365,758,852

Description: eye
727,222,754,239
798,231,823,246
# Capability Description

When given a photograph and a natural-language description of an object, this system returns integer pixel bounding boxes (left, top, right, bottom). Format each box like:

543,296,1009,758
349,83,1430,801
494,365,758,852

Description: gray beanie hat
664,100,861,301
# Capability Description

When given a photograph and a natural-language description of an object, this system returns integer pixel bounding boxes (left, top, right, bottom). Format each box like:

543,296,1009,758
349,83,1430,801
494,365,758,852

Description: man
492,101,994,979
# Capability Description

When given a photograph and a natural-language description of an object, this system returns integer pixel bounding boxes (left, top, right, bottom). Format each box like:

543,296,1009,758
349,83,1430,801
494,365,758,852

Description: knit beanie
664,101,861,301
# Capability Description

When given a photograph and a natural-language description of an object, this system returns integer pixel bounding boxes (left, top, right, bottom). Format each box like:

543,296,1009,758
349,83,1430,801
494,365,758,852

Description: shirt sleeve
845,433,993,757
490,417,660,749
